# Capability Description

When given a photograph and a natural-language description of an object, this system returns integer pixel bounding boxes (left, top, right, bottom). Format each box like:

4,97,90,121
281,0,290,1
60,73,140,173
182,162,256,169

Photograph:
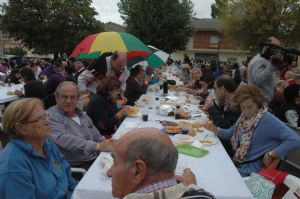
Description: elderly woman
170,67,202,92
207,85,300,177
87,76,129,138
0,98,77,199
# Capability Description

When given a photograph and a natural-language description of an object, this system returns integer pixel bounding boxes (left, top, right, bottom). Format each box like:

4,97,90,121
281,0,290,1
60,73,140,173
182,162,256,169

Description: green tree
211,0,228,19
118,0,194,53
216,0,300,53
1,0,103,57
6,46,26,56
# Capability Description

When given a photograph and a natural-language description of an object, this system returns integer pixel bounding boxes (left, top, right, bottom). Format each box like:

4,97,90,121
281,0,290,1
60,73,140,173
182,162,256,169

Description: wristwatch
267,151,274,159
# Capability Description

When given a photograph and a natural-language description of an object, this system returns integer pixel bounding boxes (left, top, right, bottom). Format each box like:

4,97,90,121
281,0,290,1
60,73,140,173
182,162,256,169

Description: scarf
231,107,268,162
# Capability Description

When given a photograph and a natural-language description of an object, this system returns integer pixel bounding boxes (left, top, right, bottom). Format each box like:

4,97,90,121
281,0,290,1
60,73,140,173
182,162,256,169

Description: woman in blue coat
0,98,77,199
207,85,300,177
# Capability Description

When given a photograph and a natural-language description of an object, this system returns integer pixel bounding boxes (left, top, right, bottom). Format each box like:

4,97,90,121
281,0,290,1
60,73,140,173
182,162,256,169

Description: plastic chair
244,174,300,199
282,174,300,199
71,167,87,181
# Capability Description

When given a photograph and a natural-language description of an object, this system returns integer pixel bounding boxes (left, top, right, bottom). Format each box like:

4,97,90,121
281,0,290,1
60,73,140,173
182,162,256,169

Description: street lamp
217,36,220,67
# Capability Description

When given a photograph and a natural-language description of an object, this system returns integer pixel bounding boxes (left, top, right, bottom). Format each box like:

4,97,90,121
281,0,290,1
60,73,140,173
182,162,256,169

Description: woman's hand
205,121,219,136
175,168,197,186
116,105,130,119
263,151,279,167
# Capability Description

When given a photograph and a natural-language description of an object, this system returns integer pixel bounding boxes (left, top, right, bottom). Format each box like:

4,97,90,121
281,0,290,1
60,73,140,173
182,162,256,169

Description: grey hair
124,137,178,175
55,81,80,98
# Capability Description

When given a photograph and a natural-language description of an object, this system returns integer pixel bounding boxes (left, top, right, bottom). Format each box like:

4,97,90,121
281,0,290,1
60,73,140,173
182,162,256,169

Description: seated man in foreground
107,127,215,199
47,81,113,170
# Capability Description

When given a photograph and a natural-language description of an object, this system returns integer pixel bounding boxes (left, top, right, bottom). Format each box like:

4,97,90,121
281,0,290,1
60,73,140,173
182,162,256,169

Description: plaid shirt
136,178,177,194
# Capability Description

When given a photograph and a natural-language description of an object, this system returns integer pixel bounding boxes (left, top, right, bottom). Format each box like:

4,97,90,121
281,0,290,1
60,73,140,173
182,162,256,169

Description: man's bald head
111,51,128,73
115,128,178,174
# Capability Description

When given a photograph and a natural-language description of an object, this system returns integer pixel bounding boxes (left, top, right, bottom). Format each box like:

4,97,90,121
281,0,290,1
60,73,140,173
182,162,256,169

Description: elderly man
107,127,215,199
247,36,283,102
47,81,113,170
78,51,129,95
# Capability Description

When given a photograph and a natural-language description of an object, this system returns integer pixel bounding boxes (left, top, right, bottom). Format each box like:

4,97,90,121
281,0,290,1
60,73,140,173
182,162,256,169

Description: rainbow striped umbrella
69,32,151,59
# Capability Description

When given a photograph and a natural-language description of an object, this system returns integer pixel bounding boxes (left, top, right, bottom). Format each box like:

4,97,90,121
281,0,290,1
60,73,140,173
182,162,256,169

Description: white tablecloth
0,84,23,104
72,94,253,199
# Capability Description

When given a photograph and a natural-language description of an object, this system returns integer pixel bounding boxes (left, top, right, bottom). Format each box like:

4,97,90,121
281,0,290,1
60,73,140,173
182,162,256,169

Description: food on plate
199,139,213,144
180,112,191,119
165,126,181,134
177,121,192,132
174,134,193,145
187,128,196,137
205,120,214,129
192,120,203,128
6,91,15,95
198,127,205,132
161,121,178,127
128,107,140,116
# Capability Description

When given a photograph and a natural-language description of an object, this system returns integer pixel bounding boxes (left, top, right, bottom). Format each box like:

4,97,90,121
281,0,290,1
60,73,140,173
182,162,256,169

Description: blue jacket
0,138,77,199
220,112,300,176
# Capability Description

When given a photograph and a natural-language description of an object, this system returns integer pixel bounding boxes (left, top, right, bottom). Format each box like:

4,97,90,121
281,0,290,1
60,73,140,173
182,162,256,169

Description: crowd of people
0,36,300,198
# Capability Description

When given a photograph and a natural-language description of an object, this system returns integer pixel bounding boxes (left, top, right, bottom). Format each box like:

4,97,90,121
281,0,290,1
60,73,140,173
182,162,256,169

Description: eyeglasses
59,95,78,102
22,113,48,124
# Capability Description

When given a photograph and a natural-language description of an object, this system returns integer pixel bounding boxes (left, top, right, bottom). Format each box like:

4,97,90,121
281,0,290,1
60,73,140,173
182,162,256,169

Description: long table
72,94,253,199
0,84,23,104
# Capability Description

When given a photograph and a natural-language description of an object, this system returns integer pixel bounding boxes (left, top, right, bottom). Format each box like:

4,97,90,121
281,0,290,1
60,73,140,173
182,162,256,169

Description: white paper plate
198,137,218,146
124,121,141,130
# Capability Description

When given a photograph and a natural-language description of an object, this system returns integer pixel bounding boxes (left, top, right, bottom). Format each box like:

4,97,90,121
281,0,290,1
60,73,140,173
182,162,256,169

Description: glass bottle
175,105,181,119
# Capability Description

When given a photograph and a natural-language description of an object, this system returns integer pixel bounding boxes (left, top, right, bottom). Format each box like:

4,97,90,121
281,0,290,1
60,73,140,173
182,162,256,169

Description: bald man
78,51,129,95
107,127,215,199
247,36,283,102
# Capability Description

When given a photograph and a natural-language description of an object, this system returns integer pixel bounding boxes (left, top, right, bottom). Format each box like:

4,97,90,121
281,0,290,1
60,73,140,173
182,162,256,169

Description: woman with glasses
0,98,77,199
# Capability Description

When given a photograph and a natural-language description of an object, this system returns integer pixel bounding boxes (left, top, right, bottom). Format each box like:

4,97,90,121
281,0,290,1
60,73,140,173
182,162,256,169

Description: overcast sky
0,0,215,25
92,0,215,25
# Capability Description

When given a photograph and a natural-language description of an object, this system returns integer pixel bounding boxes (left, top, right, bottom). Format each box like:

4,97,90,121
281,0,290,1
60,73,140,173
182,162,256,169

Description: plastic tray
176,144,209,158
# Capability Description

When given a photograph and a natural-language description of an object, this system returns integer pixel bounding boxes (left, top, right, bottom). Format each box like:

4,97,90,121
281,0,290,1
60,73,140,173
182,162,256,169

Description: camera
260,42,300,66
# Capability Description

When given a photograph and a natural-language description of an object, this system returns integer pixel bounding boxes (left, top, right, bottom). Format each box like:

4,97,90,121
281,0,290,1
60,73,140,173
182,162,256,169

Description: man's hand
97,140,114,152
202,96,214,111
270,52,284,65
175,168,197,186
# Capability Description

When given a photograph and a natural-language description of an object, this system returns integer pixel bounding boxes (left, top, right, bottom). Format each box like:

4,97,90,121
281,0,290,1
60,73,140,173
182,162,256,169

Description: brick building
171,18,250,65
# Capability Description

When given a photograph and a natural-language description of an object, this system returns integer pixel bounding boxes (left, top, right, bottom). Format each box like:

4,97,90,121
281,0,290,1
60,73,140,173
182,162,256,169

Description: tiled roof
192,17,223,31
104,22,125,32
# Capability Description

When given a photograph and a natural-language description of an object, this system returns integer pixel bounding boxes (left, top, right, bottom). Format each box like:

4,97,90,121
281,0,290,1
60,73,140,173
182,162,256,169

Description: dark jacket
87,94,120,135
24,80,48,100
207,104,241,129
125,76,148,106
207,103,241,157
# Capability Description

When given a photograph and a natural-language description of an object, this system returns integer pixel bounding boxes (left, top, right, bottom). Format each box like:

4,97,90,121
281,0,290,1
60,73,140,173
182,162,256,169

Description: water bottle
163,81,168,94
